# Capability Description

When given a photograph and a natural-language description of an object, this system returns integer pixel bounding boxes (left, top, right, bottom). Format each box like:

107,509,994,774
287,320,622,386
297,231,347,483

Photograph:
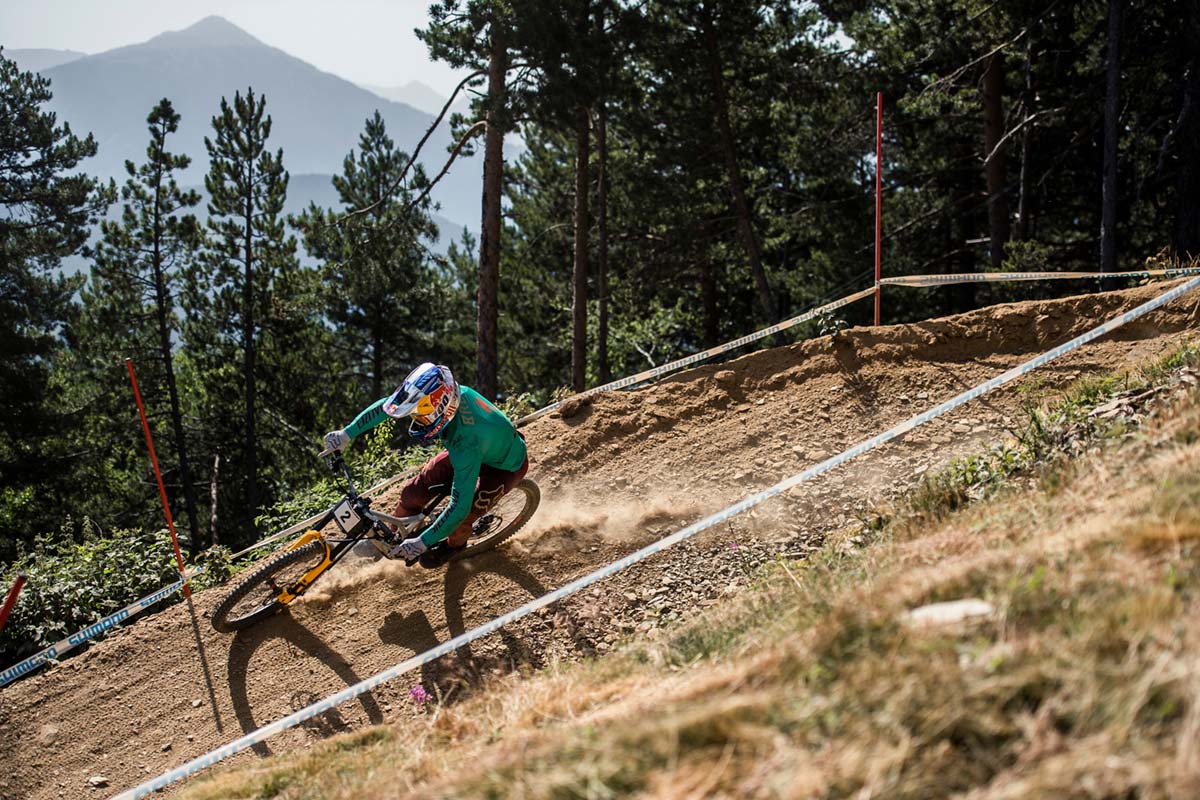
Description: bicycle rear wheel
211,540,327,633
456,478,540,560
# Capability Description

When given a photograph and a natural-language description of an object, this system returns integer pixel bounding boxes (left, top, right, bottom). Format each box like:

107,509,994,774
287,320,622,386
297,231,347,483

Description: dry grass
181,356,1200,800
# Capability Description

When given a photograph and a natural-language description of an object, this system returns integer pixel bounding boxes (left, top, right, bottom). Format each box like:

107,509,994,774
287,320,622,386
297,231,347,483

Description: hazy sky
1,0,470,95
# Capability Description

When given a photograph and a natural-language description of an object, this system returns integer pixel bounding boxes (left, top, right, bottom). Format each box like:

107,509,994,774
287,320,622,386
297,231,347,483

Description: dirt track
1,283,1198,799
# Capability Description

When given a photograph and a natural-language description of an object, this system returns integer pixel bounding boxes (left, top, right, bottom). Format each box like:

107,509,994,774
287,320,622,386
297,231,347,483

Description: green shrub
0,523,182,669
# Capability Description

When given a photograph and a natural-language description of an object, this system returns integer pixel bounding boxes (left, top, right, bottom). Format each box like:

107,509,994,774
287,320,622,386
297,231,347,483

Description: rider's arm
418,443,482,547
345,397,389,440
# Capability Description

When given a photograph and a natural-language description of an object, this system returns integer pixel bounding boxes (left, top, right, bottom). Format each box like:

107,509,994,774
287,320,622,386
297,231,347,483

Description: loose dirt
1,283,1197,799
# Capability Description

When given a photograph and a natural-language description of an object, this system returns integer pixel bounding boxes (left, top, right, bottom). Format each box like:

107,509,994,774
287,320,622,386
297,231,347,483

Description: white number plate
332,499,361,534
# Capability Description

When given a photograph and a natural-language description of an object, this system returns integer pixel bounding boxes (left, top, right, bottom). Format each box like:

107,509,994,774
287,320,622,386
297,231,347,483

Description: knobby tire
210,540,327,633
454,478,540,561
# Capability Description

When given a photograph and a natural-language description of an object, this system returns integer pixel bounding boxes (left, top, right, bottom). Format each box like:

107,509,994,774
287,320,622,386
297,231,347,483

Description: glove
323,429,351,454
391,536,428,562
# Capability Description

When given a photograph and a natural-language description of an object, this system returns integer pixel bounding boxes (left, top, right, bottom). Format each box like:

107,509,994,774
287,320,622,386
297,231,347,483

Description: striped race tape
0,575,186,689
112,275,1200,800
516,287,876,426
880,266,1200,287
234,289,878,560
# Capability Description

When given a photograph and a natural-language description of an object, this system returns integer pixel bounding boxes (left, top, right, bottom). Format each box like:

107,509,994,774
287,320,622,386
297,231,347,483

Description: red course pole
126,358,191,598
0,574,27,634
875,91,883,327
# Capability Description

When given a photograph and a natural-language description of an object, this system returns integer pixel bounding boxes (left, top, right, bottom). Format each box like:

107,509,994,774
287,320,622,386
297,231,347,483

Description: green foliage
293,112,467,402
0,524,180,668
184,87,335,548
1001,240,1055,274
66,98,206,550
0,51,113,559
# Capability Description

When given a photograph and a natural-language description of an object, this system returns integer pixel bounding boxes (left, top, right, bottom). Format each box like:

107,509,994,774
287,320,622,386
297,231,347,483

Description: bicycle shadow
376,551,549,702
226,614,384,756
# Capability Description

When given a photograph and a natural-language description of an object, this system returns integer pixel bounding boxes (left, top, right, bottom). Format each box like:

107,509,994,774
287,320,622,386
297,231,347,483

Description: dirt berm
1,283,1197,799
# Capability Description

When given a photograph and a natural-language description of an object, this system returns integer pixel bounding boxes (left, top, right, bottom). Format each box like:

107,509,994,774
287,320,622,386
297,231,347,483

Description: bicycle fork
274,530,333,605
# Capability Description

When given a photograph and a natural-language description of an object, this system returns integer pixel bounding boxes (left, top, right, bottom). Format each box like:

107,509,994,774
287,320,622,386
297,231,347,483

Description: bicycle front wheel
211,540,328,633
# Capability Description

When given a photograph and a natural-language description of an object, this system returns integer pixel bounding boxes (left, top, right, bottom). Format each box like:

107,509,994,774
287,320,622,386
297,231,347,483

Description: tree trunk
699,7,776,324
1016,40,1035,242
1101,0,1122,275
1176,8,1200,258
476,19,507,401
209,453,220,545
701,260,718,348
596,101,610,385
243,164,257,533
982,52,1010,269
572,104,591,393
149,148,202,550
371,327,383,400
952,160,977,313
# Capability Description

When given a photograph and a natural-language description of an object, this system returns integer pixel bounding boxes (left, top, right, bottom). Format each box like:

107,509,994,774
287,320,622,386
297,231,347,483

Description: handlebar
315,449,425,567
320,450,359,499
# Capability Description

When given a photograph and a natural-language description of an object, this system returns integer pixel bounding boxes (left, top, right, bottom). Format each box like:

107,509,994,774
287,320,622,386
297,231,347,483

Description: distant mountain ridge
4,48,86,72
37,16,479,230
361,80,449,116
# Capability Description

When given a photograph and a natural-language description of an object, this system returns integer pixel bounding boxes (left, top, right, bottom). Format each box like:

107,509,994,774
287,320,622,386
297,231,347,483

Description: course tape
113,275,1200,800
880,267,1200,287
516,287,876,426
245,266,1182,559
237,289,875,558
0,575,185,689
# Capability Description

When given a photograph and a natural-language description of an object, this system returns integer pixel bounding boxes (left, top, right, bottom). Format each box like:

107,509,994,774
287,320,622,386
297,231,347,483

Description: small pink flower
409,685,429,705
729,541,739,550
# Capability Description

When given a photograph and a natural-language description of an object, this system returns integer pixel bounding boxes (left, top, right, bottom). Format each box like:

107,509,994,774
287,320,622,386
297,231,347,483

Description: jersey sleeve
418,440,482,546
345,397,389,439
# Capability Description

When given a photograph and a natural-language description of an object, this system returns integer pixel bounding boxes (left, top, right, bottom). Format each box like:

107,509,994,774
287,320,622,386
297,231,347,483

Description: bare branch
983,107,1066,165
401,120,488,218
330,68,487,227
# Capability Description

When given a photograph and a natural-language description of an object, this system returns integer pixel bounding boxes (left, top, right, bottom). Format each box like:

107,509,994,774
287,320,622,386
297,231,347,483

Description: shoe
418,542,467,569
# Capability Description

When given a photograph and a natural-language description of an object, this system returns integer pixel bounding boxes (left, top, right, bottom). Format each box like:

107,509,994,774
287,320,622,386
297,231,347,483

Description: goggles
411,395,437,425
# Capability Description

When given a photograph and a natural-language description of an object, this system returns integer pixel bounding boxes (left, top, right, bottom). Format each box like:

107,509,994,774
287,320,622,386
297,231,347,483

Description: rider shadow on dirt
378,550,549,703
226,615,384,756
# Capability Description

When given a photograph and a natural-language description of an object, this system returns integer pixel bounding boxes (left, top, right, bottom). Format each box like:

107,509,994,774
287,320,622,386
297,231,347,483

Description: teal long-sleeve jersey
344,386,527,546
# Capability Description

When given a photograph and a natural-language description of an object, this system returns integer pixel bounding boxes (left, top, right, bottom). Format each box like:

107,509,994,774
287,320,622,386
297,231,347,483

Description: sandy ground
1,282,1197,799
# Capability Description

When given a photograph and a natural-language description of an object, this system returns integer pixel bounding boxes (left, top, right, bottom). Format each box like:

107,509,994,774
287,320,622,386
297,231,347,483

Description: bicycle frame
273,455,444,604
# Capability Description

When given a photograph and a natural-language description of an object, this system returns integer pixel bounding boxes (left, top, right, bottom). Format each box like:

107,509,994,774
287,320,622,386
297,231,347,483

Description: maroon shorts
395,451,530,547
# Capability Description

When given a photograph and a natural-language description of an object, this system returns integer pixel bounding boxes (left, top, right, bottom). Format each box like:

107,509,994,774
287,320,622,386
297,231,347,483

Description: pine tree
0,51,110,554
295,112,441,401
189,88,296,542
77,99,205,548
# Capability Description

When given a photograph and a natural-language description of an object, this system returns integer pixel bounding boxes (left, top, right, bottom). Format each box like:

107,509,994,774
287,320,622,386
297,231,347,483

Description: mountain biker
322,363,529,568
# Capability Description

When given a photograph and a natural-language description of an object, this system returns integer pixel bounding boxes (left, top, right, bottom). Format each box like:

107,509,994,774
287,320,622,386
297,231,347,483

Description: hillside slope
0,283,1196,799
184,293,1200,800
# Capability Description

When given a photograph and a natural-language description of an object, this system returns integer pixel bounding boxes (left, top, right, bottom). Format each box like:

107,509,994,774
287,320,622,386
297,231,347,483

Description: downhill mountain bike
210,453,540,633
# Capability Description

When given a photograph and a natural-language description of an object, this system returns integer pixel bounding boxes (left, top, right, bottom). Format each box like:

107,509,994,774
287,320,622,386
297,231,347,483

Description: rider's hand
392,536,428,561
323,429,351,454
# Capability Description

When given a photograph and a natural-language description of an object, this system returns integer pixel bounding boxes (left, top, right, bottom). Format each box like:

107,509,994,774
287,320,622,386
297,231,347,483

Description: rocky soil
1,282,1197,799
